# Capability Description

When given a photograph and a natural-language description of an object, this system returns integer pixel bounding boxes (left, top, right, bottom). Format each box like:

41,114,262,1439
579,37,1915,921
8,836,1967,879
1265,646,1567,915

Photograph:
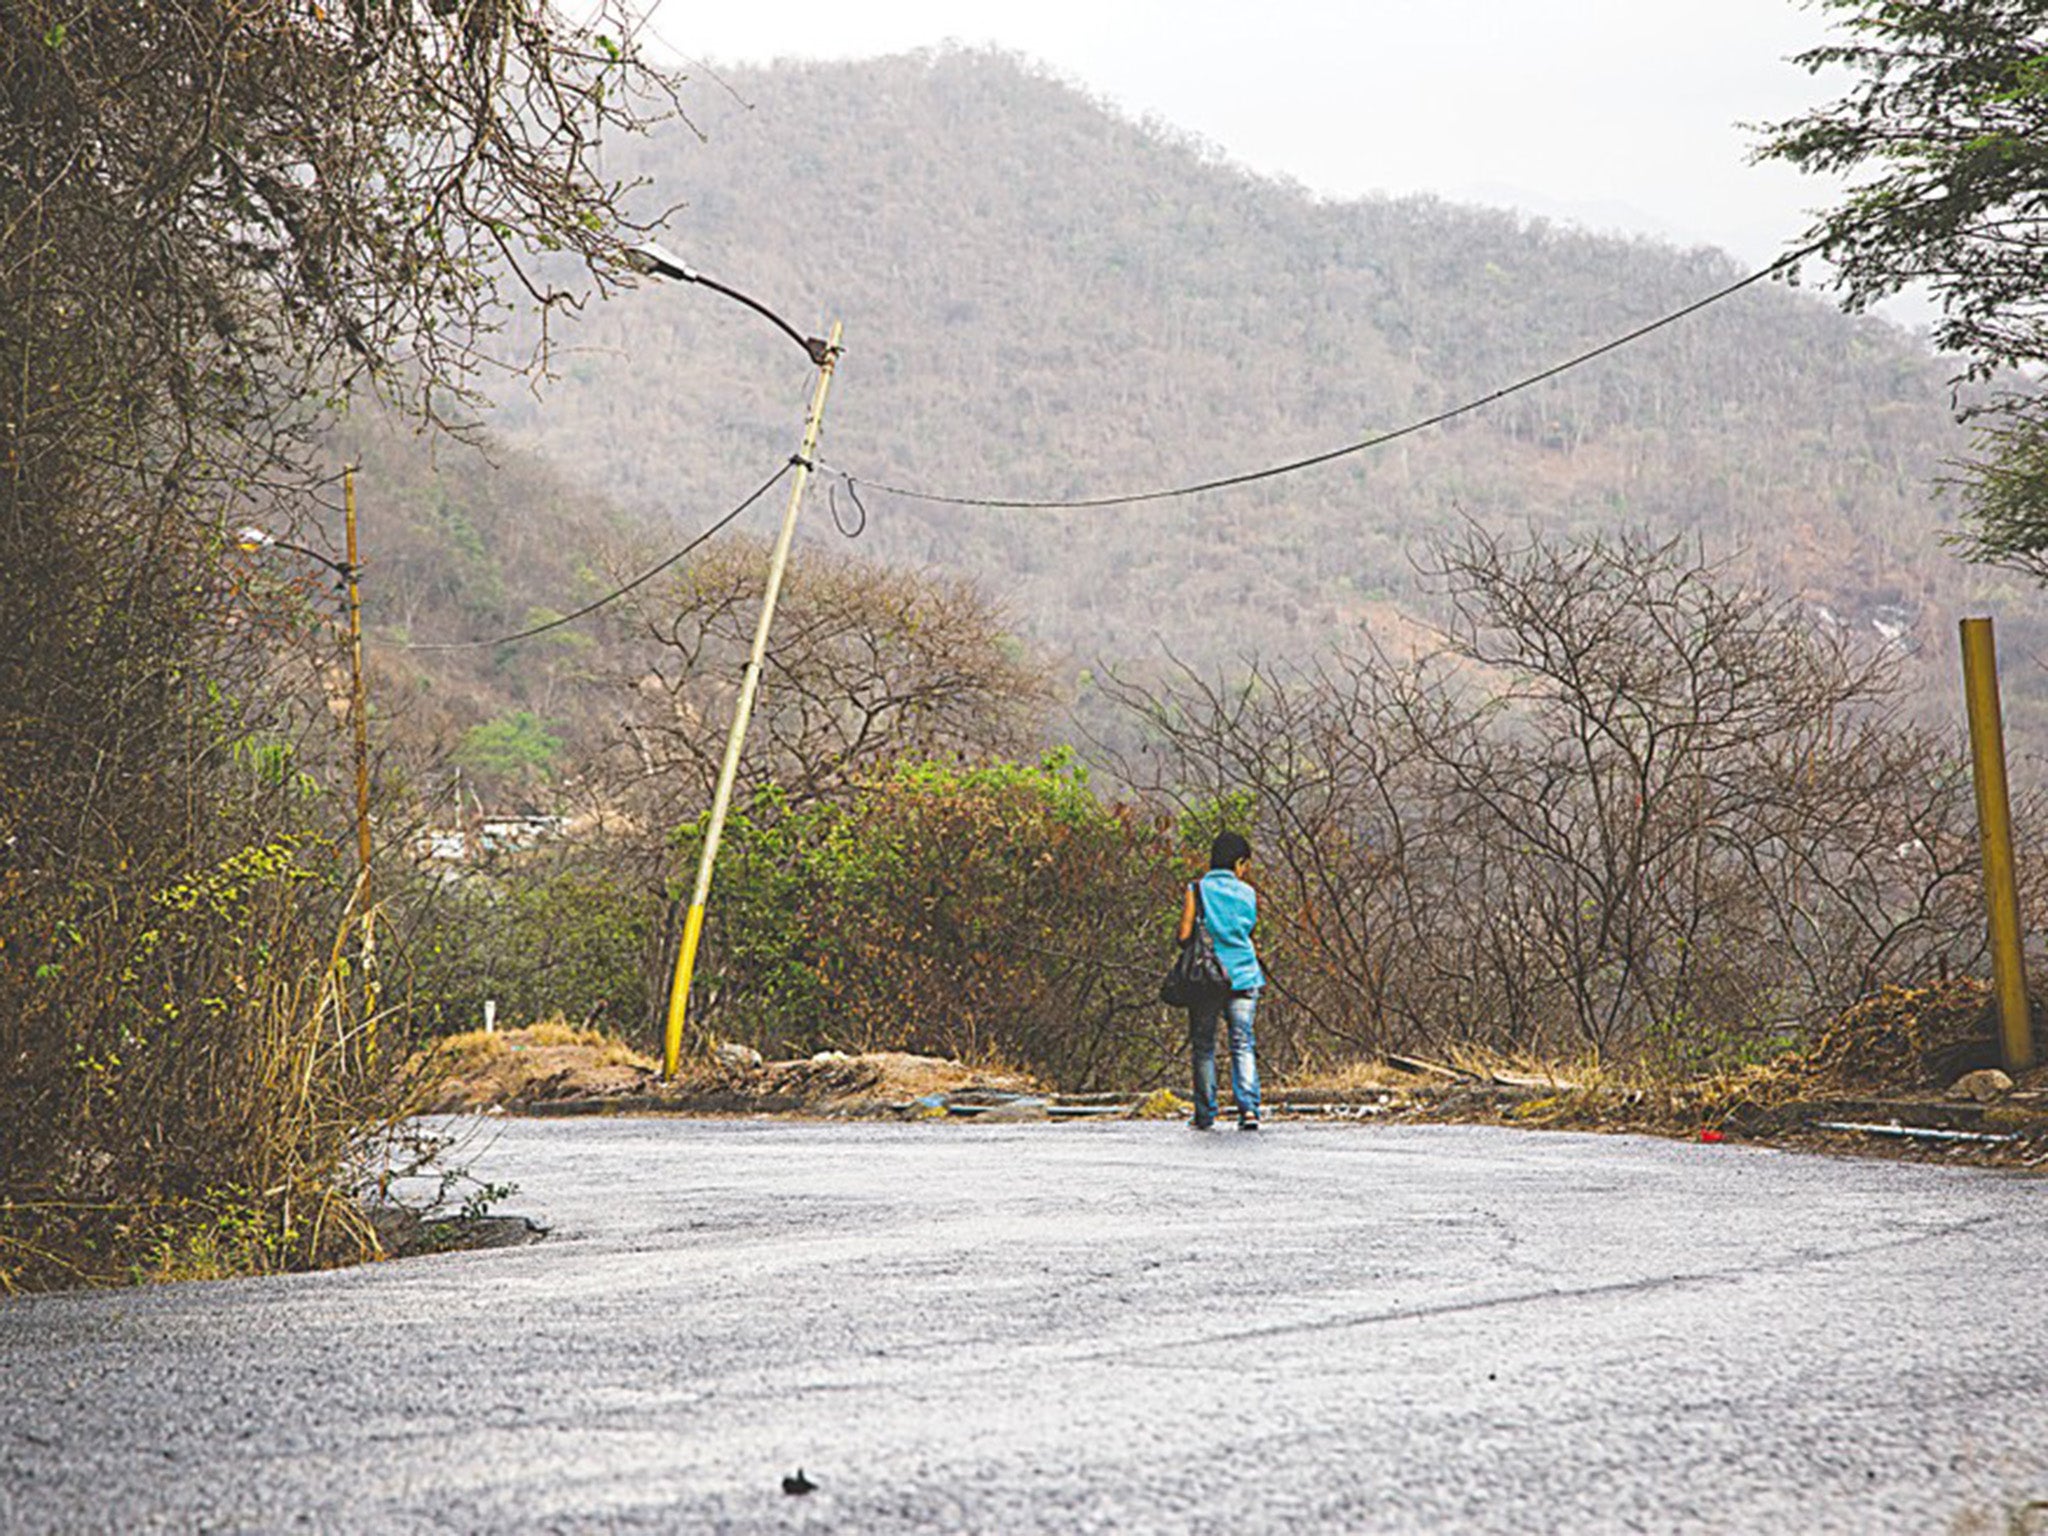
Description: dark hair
1209,831,1252,871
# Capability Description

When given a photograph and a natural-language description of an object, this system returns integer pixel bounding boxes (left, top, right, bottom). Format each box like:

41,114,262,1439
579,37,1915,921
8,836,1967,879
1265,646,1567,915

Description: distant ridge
461,48,1995,704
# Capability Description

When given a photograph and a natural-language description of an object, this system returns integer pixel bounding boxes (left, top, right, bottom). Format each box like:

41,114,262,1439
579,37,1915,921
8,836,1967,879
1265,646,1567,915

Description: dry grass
1284,1046,1593,1097
2,874,409,1293
1488,1059,1808,1135
1439,1043,1595,1088
1281,1058,1425,1095
435,1017,649,1067
412,1024,1044,1117
1286,1039,1815,1140
415,1018,658,1111
408,985,2044,1164
1130,1088,1191,1120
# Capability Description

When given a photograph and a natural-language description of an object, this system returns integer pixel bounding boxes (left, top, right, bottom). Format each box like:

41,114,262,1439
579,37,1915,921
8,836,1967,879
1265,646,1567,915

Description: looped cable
829,479,868,539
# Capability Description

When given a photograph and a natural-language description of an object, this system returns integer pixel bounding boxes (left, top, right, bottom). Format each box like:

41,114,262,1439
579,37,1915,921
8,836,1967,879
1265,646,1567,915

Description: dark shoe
1239,1117,1261,1132
1191,1117,1215,1131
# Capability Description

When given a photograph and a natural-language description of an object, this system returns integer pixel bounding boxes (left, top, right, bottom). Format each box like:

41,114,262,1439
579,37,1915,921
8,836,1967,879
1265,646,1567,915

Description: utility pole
343,467,379,1059
662,323,843,1079
237,472,378,1061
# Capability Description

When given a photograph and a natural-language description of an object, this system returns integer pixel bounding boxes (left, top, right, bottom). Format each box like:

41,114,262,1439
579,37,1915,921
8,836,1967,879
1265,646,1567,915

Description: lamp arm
267,539,353,581
691,273,835,366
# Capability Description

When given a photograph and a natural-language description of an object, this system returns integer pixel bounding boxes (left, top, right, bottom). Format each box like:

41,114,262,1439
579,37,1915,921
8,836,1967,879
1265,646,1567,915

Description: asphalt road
5,1118,2048,1534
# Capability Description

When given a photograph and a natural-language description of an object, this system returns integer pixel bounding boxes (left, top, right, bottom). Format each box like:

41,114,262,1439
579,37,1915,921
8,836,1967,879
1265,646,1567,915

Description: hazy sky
630,0,1852,272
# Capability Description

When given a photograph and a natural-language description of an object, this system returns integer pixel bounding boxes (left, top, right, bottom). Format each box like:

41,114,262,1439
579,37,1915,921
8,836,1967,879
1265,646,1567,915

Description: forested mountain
313,413,633,795
351,46,2036,775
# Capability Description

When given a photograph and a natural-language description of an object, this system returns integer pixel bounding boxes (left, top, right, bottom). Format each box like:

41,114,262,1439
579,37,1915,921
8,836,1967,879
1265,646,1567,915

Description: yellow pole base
663,902,707,1079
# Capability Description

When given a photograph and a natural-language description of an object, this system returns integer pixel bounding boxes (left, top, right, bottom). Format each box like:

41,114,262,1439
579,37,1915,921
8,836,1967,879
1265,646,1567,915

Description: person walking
1179,831,1265,1131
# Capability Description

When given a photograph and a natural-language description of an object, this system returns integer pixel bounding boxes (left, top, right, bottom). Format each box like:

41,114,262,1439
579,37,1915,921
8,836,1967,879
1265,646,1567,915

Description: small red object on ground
1699,1128,1725,1144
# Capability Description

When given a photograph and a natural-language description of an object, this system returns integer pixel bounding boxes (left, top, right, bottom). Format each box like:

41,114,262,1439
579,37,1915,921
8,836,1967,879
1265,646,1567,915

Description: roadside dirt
416,1022,1041,1117
417,1020,657,1111
413,982,2048,1167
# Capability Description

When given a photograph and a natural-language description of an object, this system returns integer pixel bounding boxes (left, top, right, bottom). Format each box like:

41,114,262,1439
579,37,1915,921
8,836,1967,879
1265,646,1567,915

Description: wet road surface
4,1118,2048,1533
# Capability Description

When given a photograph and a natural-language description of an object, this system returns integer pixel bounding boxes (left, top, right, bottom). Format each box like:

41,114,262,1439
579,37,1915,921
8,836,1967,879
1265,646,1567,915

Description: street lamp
238,466,379,1053
626,238,844,1079
625,241,837,367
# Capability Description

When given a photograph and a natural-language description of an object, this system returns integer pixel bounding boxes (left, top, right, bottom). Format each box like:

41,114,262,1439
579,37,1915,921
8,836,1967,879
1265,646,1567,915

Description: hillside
325,45,2048,795
308,412,638,797
462,48,2017,707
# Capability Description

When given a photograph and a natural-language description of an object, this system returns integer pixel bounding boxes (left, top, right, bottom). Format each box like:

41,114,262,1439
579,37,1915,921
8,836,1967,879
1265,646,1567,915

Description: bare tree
1410,527,1990,1056
607,538,1049,828
1105,528,1996,1067
1096,650,1425,1070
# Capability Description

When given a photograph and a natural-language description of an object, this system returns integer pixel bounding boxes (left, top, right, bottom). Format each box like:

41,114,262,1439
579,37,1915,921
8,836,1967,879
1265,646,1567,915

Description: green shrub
681,754,1185,1089
405,857,654,1037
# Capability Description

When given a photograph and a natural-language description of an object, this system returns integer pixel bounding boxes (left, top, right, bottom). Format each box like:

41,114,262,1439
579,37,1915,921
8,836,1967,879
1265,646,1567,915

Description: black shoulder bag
1159,880,1231,1008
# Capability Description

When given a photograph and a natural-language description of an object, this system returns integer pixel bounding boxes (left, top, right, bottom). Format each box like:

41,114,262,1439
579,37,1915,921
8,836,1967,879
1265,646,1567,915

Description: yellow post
1959,617,2034,1072
662,322,843,1078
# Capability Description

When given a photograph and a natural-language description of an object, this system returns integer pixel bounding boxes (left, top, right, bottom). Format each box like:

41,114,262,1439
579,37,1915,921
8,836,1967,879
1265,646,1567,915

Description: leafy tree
678,756,1184,1088
455,711,565,789
0,0,676,1285
1755,2,2048,574
408,857,653,1037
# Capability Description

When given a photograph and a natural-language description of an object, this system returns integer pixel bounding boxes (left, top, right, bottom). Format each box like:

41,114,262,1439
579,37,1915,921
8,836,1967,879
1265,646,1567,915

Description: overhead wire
820,244,1821,511
402,457,795,651
399,243,1818,651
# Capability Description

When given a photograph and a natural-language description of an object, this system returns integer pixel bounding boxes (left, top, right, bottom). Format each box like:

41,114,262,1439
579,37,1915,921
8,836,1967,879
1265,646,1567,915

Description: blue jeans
1189,990,1260,1125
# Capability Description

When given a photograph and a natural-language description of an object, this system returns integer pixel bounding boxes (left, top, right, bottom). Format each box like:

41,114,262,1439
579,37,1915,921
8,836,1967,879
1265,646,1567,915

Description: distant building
410,813,567,864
